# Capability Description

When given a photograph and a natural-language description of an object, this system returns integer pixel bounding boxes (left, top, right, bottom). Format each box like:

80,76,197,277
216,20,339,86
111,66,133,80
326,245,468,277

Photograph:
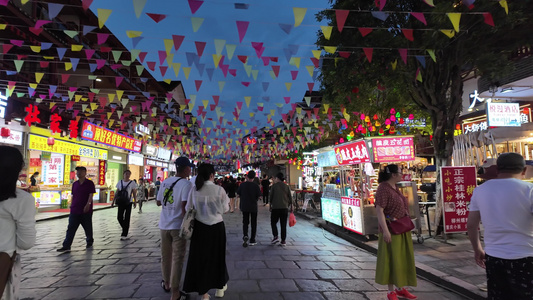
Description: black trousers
486,254,533,300
242,211,257,242
262,189,269,204
62,213,93,248
271,208,288,242
117,203,133,237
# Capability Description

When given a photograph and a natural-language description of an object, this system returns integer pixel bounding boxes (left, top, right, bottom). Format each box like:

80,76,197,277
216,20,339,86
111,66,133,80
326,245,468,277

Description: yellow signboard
64,155,71,184
28,135,108,160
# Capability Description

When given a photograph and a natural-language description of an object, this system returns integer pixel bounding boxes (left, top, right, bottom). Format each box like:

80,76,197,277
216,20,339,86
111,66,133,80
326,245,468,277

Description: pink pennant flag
290,70,298,80
236,102,243,110
29,28,43,36
378,0,386,10
195,80,202,91
483,13,495,26
307,82,314,92
61,74,70,83
138,52,147,63
159,66,168,76
147,61,156,71
99,97,107,107
358,27,373,37
410,12,427,25
85,49,95,60
172,35,185,51
236,21,249,43
212,95,220,105
271,65,280,77
35,20,52,29
2,44,13,54
115,77,123,87
96,33,109,45
402,29,414,41
261,57,270,66
82,0,93,11
229,69,237,76
188,0,203,14
335,10,349,33
241,82,250,87
284,97,290,104
146,13,166,23
195,41,206,56
399,48,408,64
158,51,167,65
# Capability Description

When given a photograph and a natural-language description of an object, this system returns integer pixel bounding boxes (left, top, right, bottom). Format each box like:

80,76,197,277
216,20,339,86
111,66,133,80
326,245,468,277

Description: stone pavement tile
353,256,377,262
41,286,98,300
282,255,317,261
19,287,54,299
236,292,283,300
410,280,449,292
235,260,267,269
453,266,485,276
230,254,283,261
225,279,260,293
331,250,374,257
265,260,300,269
95,273,141,285
325,262,361,270
281,292,326,300
133,263,162,273
316,255,355,262
294,279,339,292
86,283,141,299
20,267,64,278
263,249,301,256
133,283,171,298
51,274,104,287
100,248,140,255
20,276,63,288
333,279,377,291
298,250,335,256
351,262,376,269
323,292,367,300
296,261,331,269
347,270,377,280
366,280,389,291
228,268,248,279
96,264,135,274
315,270,352,279
259,279,299,292
135,273,165,283
108,252,150,259
249,268,283,279
316,245,353,251
280,269,318,279
68,259,120,267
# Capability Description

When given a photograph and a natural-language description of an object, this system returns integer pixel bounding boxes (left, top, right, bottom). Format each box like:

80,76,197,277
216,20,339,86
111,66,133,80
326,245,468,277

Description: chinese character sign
334,140,370,165
341,197,363,234
487,102,521,127
81,121,142,153
42,154,64,186
372,137,415,163
24,104,41,127
98,160,106,186
440,166,477,233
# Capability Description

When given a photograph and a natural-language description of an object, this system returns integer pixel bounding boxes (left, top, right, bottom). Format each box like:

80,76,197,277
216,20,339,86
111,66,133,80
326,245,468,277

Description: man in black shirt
237,171,261,247
261,175,271,206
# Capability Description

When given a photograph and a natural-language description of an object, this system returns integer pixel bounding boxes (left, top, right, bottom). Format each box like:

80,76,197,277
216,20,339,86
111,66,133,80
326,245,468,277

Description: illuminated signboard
135,124,150,135
0,91,7,119
0,130,23,146
371,137,415,163
334,140,371,165
487,102,521,127
144,144,158,156
81,121,142,153
28,134,107,159
157,147,172,161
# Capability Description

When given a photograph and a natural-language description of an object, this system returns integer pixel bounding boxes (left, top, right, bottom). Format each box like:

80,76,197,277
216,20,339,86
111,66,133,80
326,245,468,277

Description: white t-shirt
0,189,36,255
470,178,533,259
116,180,138,203
157,176,193,230
186,181,229,226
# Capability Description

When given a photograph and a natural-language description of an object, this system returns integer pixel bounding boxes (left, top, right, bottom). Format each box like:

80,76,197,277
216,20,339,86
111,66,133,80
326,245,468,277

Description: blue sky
89,0,330,153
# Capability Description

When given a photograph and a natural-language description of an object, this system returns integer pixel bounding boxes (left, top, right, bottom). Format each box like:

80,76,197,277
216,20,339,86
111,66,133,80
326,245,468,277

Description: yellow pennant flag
164,39,174,54
252,70,258,80
244,96,251,108
108,93,116,103
324,46,337,54
219,81,225,92
173,63,181,77
116,90,124,99
244,64,252,77
447,13,461,32
29,83,37,89
30,46,41,53
202,100,209,108
183,67,191,79
191,17,204,32
499,0,508,14
289,57,301,68
0,24,6,30
75,95,83,102
305,65,314,77
213,54,223,68
71,44,83,51
285,82,292,91
49,102,56,109
126,31,142,38
423,0,435,7
64,62,72,71
320,26,333,40
97,8,112,29
391,59,398,71
427,49,436,62
311,50,322,60
90,103,98,111
226,44,236,60
440,30,455,38
416,69,423,82
323,104,330,113
269,71,276,80
166,53,174,66
293,7,307,27
35,72,44,83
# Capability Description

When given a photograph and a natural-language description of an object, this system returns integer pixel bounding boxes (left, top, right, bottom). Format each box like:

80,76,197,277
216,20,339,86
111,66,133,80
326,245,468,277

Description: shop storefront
27,134,108,209
128,153,145,181
106,150,127,192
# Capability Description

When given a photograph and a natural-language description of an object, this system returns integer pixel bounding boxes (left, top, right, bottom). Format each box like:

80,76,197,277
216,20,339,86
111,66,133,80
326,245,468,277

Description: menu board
334,140,371,165
317,151,338,167
42,153,64,185
341,197,363,234
321,197,342,226
33,191,62,205
441,166,477,233
371,137,415,163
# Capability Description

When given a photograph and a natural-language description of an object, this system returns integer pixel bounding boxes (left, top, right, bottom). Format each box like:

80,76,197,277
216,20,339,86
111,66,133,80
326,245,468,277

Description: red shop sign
440,166,477,233
372,137,415,163
98,160,106,186
81,121,142,153
334,140,370,165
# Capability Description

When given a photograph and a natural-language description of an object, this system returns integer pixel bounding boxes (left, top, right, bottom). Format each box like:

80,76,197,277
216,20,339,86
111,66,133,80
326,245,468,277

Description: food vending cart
317,136,423,242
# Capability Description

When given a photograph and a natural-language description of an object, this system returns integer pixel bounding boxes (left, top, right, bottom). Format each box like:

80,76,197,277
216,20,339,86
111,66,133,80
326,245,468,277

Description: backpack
115,180,133,206
163,178,184,206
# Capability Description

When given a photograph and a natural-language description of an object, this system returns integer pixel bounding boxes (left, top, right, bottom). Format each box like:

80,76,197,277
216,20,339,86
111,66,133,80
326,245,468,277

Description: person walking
112,170,137,240
57,166,96,252
183,163,229,300
0,147,36,300
374,164,417,300
237,171,261,247
136,178,148,213
269,173,293,247
155,177,162,196
156,157,194,300
226,177,237,213
261,175,270,206
467,152,533,300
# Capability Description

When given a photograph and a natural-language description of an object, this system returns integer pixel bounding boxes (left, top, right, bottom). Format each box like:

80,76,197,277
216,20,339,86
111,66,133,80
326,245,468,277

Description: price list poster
440,166,477,233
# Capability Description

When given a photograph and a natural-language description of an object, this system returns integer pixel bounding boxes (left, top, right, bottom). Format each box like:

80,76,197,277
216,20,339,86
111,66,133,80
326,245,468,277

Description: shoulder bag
0,251,16,296
179,197,196,240
387,215,415,235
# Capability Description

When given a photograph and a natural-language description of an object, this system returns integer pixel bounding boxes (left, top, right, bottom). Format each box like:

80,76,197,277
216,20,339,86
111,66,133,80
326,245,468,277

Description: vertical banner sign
64,155,71,185
98,160,106,186
440,166,477,233
341,197,363,234
43,154,64,185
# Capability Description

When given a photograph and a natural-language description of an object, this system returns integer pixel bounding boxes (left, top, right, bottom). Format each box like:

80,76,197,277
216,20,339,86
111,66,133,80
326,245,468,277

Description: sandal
161,280,170,293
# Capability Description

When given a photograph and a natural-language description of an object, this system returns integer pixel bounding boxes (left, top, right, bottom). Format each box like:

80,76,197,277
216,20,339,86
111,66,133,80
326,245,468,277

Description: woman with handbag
0,146,36,300
374,164,417,300
183,164,229,300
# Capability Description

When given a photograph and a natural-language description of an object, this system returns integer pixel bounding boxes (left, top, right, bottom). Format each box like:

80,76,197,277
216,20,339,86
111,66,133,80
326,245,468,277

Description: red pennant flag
195,41,206,56
483,13,495,27
115,77,123,87
237,55,248,63
241,82,250,87
172,35,185,51
158,50,167,65
188,0,203,14
40,61,49,68
147,61,156,71
229,69,237,76
61,74,70,83
307,82,314,93
212,95,220,105
399,48,408,64
290,70,298,80
236,21,249,43
195,80,202,91
146,13,167,23
410,12,427,25
159,66,168,77
82,0,93,11
358,27,373,37
338,51,351,58
402,29,414,41
310,57,319,68
284,97,290,104
271,65,280,77
363,48,373,63
138,52,147,63
2,44,13,54
335,10,349,33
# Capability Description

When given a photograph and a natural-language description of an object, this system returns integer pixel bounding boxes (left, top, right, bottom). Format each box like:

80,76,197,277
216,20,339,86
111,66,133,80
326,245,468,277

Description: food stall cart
317,137,423,242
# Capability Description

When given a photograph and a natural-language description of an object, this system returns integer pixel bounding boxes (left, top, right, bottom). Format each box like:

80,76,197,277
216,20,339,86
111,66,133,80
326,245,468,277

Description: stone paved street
21,202,467,300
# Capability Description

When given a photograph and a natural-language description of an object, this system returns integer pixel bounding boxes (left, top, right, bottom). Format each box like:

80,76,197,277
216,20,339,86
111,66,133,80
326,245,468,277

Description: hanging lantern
390,126,395,134
361,128,367,134
375,121,381,127
47,137,55,146
0,127,10,138
339,137,345,143
455,124,461,130
366,122,371,127
371,126,376,132
373,114,379,120
399,118,405,124
364,116,370,122
379,128,384,135
390,108,396,115
408,114,414,120
386,124,390,129
390,115,396,122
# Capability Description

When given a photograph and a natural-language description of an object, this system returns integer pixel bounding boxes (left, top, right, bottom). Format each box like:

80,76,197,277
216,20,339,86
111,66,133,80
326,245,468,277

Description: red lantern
47,137,55,146
0,127,10,138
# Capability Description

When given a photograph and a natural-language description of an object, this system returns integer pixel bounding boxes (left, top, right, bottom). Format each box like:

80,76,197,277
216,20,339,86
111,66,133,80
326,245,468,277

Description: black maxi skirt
183,220,229,295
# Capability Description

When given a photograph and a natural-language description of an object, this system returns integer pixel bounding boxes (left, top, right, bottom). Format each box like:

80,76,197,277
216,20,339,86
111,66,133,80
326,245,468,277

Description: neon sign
0,92,7,119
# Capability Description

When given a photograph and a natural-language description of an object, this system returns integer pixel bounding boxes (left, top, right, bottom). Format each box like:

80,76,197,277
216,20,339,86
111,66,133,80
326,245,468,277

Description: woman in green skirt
375,164,417,300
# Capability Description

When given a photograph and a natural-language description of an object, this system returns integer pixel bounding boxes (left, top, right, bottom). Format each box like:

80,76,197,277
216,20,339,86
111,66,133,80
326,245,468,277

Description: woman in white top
183,163,229,300
0,146,36,300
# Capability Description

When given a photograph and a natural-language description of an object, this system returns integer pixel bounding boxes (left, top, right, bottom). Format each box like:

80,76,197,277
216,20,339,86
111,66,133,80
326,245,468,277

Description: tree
316,0,533,227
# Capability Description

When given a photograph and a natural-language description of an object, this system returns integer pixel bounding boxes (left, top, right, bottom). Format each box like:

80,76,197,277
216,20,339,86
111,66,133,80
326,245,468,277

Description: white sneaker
271,236,279,244
120,236,130,240
215,284,227,298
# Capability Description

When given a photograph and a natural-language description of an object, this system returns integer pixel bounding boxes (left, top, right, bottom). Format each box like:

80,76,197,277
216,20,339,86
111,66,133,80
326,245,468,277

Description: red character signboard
440,166,477,233
334,140,370,165
98,160,106,186
81,121,142,152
